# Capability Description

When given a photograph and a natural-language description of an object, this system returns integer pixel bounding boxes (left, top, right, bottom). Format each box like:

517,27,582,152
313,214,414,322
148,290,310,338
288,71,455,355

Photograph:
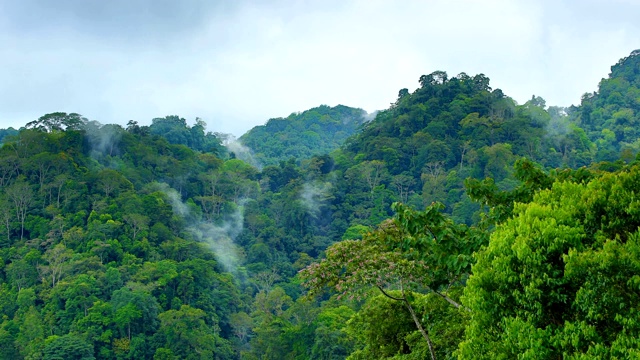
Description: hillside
0,120,251,359
1,50,640,359
569,49,640,162
239,105,368,166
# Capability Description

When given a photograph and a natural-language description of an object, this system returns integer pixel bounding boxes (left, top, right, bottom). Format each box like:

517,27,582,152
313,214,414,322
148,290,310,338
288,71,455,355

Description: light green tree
460,165,640,358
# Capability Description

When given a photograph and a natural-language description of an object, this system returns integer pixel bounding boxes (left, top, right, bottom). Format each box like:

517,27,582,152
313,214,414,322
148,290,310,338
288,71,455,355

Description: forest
0,50,639,359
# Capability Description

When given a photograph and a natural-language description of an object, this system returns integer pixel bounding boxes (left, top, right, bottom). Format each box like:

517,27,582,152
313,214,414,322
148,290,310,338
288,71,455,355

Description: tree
392,174,415,204
25,112,86,132
0,197,12,245
346,292,463,359
301,203,483,360
359,160,386,196
63,274,99,318
110,287,160,338
96,169,132,197
26,152,61,192
157,305,219,359
302,221,437,358
0,154,19,188
229,311,253,343
114,303,142,341
43,334,95,360
460,165,640,358
311,305,355,360
6,259,38,291
39,243,73,287
15,306,45,359
123,213,150,240
6,180,34,240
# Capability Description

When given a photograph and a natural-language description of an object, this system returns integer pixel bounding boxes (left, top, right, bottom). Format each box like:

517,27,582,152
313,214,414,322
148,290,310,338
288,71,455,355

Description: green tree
460,164,640,358
311,305,355,360
25,112,87,132
39,243,74,287
302,203,482,360
6,180,34,240
15,306,45,359
43,334,95,360
156,305,219,360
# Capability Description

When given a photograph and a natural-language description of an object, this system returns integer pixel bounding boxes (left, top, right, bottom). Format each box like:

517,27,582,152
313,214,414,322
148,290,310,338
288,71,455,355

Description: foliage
0,121,243,359
301,203,482,358
0,50,639,359
240,105,368,166
460,164,640,358
571,50,640,162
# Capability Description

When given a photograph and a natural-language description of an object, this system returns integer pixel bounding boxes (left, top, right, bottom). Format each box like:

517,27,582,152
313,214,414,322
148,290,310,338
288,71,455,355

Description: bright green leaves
461,164,640,358
156,305,222,359
390,202,485,290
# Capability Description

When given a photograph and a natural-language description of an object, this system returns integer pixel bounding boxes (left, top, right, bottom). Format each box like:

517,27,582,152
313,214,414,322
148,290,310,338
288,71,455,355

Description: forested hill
0,119,254,359
1,50,640,359
239,105,368,166
323,71,591,228
569,49,640,162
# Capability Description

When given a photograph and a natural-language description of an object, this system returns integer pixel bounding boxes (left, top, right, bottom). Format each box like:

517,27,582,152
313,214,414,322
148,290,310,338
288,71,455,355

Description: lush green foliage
239,105,367,166
570,49,640,162
0,124,245,359
2,50,640,359
461,164,640,358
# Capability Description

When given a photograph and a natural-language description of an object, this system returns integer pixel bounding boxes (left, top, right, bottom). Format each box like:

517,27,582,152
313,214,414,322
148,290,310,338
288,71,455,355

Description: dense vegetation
239,105,368,166
569,49,640,162
0,50,639,359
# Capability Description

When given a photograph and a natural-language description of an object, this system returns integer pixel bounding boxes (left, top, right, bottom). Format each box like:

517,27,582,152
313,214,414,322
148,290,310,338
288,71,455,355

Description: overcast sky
1,0,639,136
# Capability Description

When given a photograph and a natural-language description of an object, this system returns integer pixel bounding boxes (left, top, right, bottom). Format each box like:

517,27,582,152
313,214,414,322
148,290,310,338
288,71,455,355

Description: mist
362,110,379,123
223,135,262,170
84,121,124,158
299,181,333,219
155,182,244,276
546,106,571,138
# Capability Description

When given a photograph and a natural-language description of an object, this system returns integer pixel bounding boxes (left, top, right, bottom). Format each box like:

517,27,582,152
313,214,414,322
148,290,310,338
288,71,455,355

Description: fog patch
221,134,262,170
362,110,379,123
84,121,124,158
300,181,333,219
546,106,570,138
156,182,244,276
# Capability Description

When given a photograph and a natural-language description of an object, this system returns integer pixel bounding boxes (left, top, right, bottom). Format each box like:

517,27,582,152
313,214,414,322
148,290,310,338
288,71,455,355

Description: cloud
0,1,639,135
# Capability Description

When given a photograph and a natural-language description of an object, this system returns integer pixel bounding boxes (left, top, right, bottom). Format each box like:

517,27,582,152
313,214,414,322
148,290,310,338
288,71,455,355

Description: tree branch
376,285,404,301
426,285,471,312
433,290,468,311
401,282,436,360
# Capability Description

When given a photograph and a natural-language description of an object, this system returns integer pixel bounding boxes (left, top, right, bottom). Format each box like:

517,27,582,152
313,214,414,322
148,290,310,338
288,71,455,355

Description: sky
1,0,639,136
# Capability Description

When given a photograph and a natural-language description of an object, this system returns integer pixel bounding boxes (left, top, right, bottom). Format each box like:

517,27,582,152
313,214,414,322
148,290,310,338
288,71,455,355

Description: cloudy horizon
1,0,639,136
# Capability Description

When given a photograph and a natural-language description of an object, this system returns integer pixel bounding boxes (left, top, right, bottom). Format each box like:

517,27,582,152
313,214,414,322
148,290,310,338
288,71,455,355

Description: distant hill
569,49,640,162
239,104,369,166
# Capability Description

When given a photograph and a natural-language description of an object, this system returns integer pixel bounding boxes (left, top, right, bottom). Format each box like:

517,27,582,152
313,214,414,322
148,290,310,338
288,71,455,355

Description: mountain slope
239,104,368,166
570,49,640,161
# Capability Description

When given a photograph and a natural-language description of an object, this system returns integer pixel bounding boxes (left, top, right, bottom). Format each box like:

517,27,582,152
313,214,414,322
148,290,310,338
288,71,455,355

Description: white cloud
0,0,639,135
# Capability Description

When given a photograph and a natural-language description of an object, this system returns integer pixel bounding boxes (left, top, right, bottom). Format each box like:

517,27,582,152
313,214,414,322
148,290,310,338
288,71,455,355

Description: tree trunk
403,298,436,360
378,285,437,360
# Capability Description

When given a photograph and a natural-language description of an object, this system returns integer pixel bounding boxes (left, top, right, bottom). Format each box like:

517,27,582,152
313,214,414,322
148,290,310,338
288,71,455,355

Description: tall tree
6,180,34,240
25,112,87,132
302,202,483,359
39,244,73,287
